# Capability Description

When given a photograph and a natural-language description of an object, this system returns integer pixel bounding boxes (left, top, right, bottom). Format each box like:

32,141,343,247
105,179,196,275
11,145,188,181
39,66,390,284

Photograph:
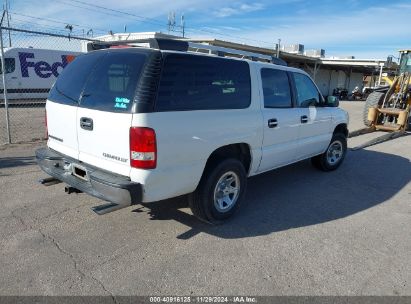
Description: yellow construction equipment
349,50,411,150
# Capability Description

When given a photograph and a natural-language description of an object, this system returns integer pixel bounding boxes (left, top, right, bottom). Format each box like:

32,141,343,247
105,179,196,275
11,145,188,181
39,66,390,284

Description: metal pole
377,63,383,87
276,38,281,58
313,62,318,81
5,0,10,47
347,67,352,92
0,26,11,144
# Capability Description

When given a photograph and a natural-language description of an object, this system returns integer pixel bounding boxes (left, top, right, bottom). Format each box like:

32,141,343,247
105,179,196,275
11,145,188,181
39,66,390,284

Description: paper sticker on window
114,97,130,109
114,103,127,109
115,97,130,103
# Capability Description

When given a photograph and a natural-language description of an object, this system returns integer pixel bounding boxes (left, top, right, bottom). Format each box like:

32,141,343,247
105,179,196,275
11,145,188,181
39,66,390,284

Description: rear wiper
81,93,92,98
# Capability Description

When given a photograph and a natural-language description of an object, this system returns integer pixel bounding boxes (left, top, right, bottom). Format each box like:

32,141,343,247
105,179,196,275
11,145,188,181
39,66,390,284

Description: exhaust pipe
39,177,62,186
65,186,82,194
91,202,126,215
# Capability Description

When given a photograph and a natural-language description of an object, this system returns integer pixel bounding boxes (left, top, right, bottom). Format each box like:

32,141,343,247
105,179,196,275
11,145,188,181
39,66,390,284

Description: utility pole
65,24,73,41
167,11,176,34
181,14,185,37
276,38,281,58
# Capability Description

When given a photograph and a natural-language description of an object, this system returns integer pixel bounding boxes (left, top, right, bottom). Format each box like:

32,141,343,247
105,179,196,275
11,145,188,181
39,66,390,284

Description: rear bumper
35,147,142,214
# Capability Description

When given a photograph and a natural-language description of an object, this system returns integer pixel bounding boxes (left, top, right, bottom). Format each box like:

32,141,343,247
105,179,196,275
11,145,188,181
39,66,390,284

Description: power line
74,0,273,45
9,11,107,34
53,0,166,28
64,0,272,45
10,16,84,34
9,17,69,33
69,0,168,27
17,0,275,46
10,17,99,39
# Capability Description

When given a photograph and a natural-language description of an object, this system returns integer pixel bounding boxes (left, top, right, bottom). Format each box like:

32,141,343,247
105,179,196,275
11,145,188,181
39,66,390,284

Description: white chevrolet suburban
36,39,349,223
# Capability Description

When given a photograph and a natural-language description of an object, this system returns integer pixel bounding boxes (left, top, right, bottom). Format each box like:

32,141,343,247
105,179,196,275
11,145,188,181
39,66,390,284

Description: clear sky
8,0,411,59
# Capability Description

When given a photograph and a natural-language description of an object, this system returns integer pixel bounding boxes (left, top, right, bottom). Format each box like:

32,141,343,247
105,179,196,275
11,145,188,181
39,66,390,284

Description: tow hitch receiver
65,186,82,194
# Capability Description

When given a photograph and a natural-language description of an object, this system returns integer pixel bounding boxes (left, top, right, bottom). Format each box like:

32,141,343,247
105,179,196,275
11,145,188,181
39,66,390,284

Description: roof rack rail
88,38,287,66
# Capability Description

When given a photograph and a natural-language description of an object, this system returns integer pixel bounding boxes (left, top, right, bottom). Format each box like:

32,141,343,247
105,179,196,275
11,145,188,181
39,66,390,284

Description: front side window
293,72,320,107
156,54,251,111
261,68,292,108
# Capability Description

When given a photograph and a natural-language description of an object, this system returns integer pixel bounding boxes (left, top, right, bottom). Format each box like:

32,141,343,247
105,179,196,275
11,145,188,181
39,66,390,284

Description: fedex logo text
19,52,76,79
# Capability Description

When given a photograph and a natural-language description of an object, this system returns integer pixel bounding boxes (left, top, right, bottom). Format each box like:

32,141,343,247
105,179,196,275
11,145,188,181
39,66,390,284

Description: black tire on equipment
362,92,385,127
188,158,247,224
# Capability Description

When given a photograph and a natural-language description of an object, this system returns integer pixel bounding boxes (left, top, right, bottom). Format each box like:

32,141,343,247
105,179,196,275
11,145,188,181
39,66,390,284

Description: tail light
130,127,157,169
45,109,48,139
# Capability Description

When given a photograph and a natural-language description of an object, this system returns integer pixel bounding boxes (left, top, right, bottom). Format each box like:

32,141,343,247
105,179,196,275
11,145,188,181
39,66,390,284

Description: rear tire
363,92,385,127
311,133,347,171
189,159,247,224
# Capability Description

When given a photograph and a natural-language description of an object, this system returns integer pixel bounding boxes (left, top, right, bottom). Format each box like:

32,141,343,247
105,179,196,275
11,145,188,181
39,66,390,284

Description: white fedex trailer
1,48,82,101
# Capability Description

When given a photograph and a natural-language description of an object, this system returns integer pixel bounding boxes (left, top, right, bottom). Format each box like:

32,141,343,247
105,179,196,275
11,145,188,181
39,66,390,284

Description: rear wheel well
334,123,348,138
204,144,251,176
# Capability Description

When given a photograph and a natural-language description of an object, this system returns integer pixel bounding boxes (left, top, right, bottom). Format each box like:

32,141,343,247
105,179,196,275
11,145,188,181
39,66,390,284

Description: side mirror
327,95,339,107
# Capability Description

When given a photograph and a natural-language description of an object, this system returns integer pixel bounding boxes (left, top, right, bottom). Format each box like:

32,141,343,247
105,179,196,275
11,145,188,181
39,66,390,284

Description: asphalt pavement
0,101,410,296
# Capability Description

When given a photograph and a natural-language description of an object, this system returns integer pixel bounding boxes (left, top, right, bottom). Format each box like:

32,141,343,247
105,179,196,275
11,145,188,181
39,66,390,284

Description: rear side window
80,52,147,112
261,68,292,108
155,54,251,111
49,53,103,105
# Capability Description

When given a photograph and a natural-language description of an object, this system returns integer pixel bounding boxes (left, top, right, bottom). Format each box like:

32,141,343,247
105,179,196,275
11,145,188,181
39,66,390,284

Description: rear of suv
37,39,348,223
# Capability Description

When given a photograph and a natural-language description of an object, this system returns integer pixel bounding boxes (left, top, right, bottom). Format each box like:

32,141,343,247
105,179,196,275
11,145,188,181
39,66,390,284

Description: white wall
313,69,332,96
307,68,364,96
346,73,364,92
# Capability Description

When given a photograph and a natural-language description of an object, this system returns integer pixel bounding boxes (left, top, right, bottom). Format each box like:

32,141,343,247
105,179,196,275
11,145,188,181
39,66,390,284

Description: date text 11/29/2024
149,296,257,303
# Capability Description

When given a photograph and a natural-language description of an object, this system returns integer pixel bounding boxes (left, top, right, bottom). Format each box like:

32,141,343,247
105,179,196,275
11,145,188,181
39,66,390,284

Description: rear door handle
268,118,278,128
301,115,308,124
80,117,93,130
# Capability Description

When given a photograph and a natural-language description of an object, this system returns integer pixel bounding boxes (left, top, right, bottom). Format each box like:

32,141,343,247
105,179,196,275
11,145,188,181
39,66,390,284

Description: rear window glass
80,52,147,112
155,54,251,111
49,52,103,105
49,51,147,112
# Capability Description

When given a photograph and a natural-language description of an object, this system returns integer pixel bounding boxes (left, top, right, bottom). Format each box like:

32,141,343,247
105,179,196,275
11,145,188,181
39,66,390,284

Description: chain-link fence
0,27,96,144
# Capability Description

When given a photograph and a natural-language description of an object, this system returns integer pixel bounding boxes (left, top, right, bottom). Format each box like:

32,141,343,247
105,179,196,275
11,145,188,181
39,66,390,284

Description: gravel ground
0,101,410,296
0,105,46,144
